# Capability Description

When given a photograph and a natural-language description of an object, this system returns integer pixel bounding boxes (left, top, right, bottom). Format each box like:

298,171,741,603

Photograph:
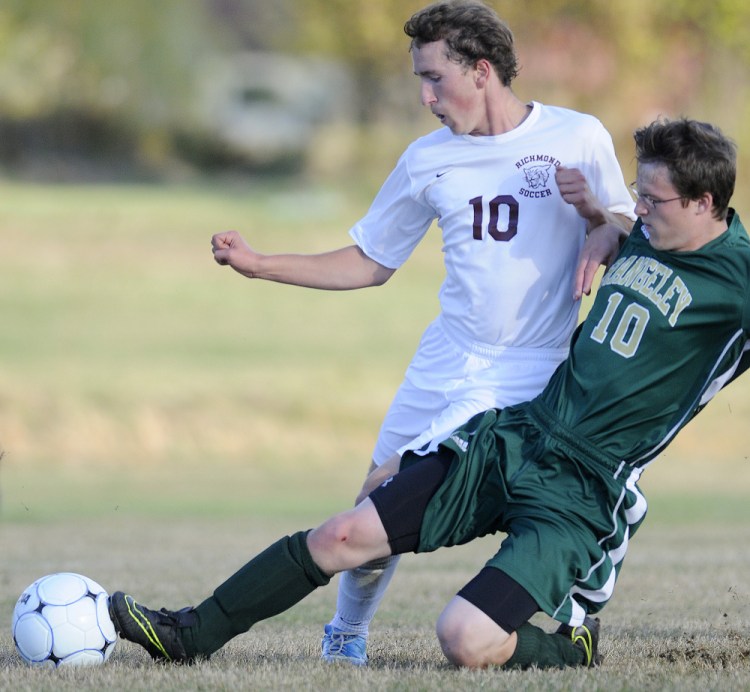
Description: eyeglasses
629,183,684,209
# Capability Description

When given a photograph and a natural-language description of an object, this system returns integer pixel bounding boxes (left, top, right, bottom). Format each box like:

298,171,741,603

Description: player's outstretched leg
110,530,331,662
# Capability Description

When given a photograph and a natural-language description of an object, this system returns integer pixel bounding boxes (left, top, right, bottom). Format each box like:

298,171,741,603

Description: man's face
633,162,702,252
411,40,486,136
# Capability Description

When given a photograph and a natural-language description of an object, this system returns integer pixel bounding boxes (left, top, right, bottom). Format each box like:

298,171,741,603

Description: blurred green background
1,0,750,523
2,0,750,187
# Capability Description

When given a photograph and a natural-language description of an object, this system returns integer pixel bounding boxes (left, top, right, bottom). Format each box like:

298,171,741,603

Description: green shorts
401,401,648,626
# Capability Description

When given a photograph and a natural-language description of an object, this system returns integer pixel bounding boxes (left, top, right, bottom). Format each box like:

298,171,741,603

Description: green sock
504,623,586,669
181,530,330,657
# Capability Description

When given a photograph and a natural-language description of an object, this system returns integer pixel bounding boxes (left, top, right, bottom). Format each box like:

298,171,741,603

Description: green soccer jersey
538,209,750,468
400,210,750,626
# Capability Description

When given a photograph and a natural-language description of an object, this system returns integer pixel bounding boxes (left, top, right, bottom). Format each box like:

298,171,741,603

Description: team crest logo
515,154,561,199
524,164,553,189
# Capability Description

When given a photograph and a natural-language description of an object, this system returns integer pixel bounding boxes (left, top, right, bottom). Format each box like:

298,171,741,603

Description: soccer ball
12,572,117,668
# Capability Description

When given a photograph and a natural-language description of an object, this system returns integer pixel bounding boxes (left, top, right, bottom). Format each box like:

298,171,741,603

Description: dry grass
2,517,750,691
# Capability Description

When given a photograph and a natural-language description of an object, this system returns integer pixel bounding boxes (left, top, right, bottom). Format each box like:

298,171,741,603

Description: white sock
329,555,401,638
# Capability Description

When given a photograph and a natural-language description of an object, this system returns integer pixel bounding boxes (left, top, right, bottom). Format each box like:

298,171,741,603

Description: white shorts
371,317,569,466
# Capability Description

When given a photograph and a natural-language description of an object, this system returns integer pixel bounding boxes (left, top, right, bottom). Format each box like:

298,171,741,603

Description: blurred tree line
0,0,748,194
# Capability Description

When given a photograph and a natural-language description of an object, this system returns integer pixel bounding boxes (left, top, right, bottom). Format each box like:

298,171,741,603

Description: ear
695,192,714,215
474,58,492,88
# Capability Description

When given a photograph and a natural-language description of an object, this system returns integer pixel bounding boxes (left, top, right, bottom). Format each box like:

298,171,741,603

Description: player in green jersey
109,117,748,670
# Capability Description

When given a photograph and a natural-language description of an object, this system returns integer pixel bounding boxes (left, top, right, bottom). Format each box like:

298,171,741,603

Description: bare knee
306,499,390,574
436,597,516,668
307,513,356,564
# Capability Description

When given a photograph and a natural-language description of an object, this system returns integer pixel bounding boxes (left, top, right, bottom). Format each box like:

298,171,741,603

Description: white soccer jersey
350,102,635,350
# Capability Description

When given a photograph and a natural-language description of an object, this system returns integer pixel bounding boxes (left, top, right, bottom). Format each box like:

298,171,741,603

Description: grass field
2,180,750,690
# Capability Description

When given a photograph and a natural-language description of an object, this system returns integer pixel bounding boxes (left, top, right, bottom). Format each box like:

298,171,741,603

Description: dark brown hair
405,1,518,86
634,118,736,220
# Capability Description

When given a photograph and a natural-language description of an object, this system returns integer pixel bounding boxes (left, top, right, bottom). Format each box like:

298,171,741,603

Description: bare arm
555,166,633,299
211,231,396,290
573,220,631,299
555,166,631,231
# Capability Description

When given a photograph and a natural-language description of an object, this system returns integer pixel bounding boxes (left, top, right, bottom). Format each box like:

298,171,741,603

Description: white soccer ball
12,572,117,668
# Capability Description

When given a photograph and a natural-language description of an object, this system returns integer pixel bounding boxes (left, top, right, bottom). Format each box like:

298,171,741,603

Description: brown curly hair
404,1,519,86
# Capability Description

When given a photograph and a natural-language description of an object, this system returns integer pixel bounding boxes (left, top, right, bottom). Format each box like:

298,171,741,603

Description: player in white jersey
357,101,635,465
211,0,635,665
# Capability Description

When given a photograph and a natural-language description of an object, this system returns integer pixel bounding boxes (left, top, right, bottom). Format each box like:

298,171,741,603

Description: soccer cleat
556,616,601,667
321,624,368,666
108,591,197,664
